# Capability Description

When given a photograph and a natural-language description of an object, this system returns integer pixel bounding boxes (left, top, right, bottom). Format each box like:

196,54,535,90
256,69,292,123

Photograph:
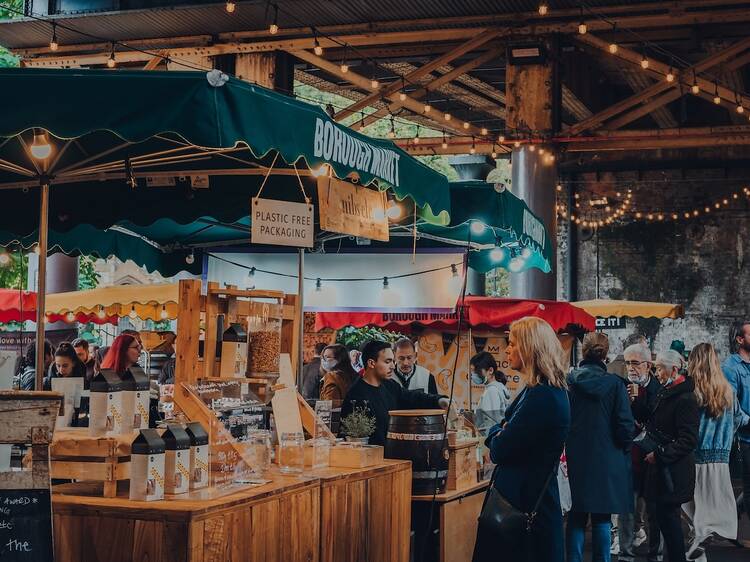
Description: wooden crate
50,428,134,498
446,439,479,491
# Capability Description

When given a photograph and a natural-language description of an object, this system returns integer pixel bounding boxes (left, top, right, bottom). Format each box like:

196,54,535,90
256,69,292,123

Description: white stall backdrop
206,251,465,312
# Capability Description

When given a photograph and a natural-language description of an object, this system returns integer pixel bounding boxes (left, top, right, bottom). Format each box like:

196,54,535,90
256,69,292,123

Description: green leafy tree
0,251,28,289
336,325,405,350
0,0,21,68
78,256,100,290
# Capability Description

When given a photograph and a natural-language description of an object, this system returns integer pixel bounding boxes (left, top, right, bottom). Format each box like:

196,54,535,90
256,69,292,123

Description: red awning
0,289,37,323
315,297,595,333
0,289,117,325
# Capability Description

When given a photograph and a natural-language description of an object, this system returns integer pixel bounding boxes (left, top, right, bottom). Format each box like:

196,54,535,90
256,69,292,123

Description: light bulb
66,312,75,323
691,83,700,94
529,144,536,152
491,151,497,158
387,129,396,139
226,1,236,13
269,23,279,34
97,307,106,319
705,207,710,213
316,278,322,292
463,122,470,130
33,245,40,256
129,306,137,320
248,267,256,278
399,91,406,101
0,253,9,266
441,140,448,149
50,26,59,52
490,247,505,262
714,95,721,104
313,38,323,56
451,264,459,278
481,128,488,136
498,135,505,143
382,277,389,290
556,184,562,192
640,57,649,70
538,3,548,15
666,71,675,83
578,22,587,35
371,79,379,89
30,131,52,160
423,103,431,113
521,247,532,259
509,257,524,272
470,221,486,235
658,214,664,221
470,146,476,155
185,252,195,265
340,63,349,73
444,113,451,121
738,105,745,114
413,136,420,144
514,140,521,148
107,53,116,68
160,305,168,319
608,43,618,54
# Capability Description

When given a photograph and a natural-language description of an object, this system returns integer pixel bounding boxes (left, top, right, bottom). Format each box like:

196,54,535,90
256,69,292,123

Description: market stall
572,298,685,320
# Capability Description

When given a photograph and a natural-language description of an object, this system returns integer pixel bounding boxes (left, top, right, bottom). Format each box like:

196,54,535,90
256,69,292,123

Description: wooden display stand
446,438,479,491
50,428,134,498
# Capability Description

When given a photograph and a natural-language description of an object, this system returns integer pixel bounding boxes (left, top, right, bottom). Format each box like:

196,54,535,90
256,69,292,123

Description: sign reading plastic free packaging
251,197,314,248
316,177,390,242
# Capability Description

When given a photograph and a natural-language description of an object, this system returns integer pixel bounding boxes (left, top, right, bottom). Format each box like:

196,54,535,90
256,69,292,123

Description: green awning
420,181,553,274
0,68,449,225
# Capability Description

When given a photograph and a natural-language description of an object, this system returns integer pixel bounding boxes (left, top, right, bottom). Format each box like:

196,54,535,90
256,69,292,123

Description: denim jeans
742,442,750,519
618,494,664,562
566,512,611,562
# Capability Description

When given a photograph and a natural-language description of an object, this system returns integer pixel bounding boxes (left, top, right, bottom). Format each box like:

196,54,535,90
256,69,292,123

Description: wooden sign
317,177,390,242
251,197,314,248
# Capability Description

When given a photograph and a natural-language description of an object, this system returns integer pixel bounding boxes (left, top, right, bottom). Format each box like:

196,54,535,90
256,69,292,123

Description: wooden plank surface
439,488,485,562
412,479,489,502
51,427,134,457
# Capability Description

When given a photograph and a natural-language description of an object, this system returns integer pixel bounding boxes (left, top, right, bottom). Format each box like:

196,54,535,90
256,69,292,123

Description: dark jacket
644,376,699,505
566,360,635,515
341,377,443,446
628,374,663,493
301,357,322,399
486,383,570,562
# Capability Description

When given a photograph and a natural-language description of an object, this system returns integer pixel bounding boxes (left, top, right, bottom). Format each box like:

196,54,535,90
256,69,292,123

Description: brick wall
557,167,750,358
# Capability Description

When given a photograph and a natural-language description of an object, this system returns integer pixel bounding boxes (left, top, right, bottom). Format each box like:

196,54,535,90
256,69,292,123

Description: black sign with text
0,489,53,562
596,316,627,330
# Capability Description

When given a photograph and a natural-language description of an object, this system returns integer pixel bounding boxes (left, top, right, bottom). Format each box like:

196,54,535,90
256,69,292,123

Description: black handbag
472,461,559,562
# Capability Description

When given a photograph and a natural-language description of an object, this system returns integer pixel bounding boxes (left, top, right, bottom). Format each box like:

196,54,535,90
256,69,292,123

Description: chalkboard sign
185,380,268,488
0,489,53,562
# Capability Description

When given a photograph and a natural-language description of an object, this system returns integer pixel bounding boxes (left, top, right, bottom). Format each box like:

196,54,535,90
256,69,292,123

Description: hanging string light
107,42,116,68
49,23,58,52
498,134,505,143
398,77,407,101
608,24,618,54
666,66,675,83
538,3,548,16
441,131,448,150
413,126,420,144
269,4,279,34
736,94,744,114
713,82,721,104
387,115,396,139
444,113,452,121
358,112,365,132
481,127,488,136
691,71,700,94
640,51,649,70
578,9,588,35
469,137,476,155
225,1,236,13
313,33,323,56
423,90,431,113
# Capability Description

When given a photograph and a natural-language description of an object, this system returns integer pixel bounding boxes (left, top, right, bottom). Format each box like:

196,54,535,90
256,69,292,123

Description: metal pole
297,248,305,390
35,182,49,391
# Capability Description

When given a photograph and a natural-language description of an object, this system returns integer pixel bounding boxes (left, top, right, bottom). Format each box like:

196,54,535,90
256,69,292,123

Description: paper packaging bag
90,370,125,436
121,366,150,431
130,429,166,502
185,422,209,490
162,425,191,495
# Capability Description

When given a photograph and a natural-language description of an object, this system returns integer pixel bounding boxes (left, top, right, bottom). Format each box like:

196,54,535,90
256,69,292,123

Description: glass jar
246,301,283,377
246,430,272,478
278,431,304,474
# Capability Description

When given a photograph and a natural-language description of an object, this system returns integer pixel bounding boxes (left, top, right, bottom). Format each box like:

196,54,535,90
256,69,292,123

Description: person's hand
644,452,656,464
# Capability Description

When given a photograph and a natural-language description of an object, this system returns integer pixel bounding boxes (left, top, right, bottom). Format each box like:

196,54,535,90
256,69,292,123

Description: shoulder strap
530,450,562,516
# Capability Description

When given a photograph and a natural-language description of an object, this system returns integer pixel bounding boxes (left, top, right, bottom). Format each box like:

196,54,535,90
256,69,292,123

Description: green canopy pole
35,181,49,391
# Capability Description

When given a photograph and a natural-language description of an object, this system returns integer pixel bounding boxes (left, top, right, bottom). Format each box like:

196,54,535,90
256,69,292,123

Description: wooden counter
51,460,412,562
411,480,489,562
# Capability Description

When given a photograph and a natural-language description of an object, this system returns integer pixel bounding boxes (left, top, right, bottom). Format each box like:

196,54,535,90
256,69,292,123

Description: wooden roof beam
289,48,487,139
333,29,500,121
358,47,504,129
568,34,750,134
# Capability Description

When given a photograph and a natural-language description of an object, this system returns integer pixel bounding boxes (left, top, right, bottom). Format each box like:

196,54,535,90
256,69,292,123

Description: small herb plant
341,405,376,439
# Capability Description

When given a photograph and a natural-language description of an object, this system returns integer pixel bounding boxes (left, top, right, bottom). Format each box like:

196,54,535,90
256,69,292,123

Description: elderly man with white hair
641,349,699,562
617,342,665,562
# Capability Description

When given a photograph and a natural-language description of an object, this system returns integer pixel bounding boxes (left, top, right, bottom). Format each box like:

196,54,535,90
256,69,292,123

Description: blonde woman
682,343,737,562
475,317,570,562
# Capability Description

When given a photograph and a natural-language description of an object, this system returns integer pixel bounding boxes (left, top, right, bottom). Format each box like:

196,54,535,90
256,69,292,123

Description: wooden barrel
385,409,448,495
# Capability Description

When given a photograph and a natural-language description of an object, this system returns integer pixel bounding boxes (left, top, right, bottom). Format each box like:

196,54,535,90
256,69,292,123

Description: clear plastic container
246,301,283,377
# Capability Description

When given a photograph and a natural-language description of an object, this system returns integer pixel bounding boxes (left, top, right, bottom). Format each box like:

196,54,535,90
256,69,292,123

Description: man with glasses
617,343,664,562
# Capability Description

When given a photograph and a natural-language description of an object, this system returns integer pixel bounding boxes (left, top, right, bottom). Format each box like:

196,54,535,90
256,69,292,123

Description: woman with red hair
100,333,142,374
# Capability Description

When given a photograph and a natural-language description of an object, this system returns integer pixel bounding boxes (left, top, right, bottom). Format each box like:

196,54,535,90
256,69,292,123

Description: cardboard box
185,422,209,490
121,366,150,431
446,439,479,491
130,429,166,501
89,370,125,436
163,425,191,495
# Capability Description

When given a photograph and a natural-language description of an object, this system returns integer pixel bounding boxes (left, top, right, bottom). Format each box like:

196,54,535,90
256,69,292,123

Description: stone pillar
505,38,560,300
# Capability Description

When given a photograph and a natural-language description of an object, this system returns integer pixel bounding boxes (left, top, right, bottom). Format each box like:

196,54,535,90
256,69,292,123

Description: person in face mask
642,350,698,562
391,338,437,394
319,344,360,402
471,351,511,436
617,343,664,562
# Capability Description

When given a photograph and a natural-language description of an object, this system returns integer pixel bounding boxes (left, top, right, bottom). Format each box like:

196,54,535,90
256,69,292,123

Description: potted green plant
340,405,376,445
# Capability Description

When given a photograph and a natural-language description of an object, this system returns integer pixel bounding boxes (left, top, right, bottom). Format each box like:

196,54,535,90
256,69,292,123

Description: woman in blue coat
566,332,635,562
484,317,571,562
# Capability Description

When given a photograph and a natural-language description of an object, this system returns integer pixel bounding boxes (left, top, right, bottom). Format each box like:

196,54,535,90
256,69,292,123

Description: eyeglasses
624,360,649,367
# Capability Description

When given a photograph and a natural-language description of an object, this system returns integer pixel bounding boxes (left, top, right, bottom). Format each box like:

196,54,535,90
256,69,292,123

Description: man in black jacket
341,340,448,446
617,342,664,562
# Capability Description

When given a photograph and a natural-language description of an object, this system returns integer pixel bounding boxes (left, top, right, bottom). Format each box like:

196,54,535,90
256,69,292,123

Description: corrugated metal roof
0,0,663,50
